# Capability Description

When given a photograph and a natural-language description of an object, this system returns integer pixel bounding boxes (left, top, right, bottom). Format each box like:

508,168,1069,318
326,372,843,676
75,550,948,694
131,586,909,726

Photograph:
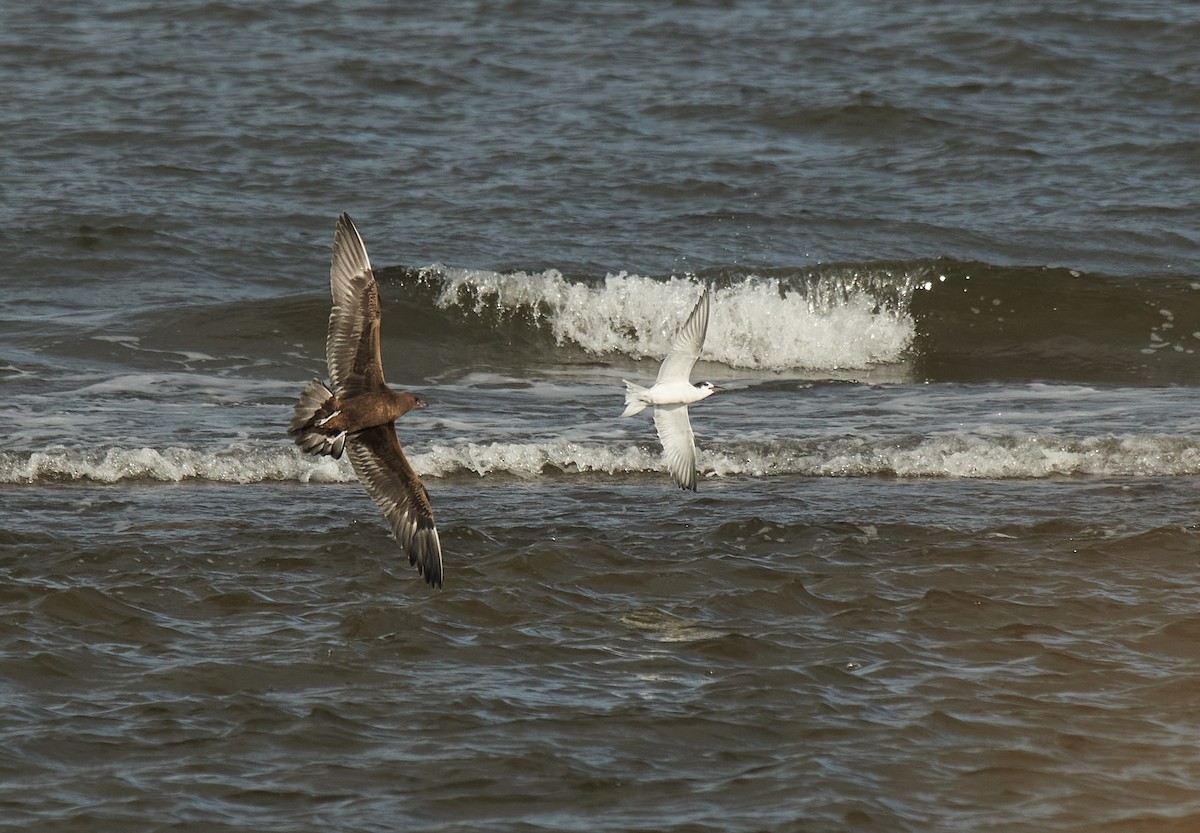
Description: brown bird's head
394,391,428,417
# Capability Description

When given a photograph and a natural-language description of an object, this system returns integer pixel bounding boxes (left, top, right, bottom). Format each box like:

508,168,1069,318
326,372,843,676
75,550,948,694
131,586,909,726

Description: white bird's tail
620,380,651,417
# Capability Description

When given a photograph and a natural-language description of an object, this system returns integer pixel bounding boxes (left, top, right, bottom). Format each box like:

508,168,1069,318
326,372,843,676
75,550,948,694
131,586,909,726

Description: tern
621,285,721,490
289,213,444,588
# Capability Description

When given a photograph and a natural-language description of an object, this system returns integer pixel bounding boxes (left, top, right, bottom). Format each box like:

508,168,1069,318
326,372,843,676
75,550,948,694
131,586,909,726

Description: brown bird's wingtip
335,212,359,237
408,541,444,589
418,562,444,589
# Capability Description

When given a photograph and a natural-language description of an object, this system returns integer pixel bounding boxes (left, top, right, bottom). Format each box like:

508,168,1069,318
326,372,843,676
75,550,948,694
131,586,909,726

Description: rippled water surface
3,2,1200,831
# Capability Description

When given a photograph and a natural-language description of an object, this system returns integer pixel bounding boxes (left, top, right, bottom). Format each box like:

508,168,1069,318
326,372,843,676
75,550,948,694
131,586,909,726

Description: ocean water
3,2,1200,831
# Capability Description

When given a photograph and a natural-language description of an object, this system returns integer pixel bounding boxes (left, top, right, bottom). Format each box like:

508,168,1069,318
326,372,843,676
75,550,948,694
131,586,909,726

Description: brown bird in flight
289,213,443,587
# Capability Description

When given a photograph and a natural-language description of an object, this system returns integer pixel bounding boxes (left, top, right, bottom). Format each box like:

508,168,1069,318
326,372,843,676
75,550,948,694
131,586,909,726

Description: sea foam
429,267,917,371
4,433,1200,485
0,445,353,485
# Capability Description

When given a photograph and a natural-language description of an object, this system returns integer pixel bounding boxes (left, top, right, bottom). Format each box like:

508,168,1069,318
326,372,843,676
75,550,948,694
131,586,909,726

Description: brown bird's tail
288,379,348,458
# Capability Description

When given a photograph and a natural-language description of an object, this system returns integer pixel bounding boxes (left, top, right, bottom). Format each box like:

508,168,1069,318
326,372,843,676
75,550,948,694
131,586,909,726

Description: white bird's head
694,381,722,400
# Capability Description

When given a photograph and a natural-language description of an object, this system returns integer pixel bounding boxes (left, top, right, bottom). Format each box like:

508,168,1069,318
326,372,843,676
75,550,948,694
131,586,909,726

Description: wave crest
5,434,1200,485
426,266,919,371
0,445,353,485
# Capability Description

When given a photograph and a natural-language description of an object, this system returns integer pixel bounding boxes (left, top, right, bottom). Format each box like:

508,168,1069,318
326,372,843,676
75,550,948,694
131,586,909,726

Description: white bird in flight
620,285,722,490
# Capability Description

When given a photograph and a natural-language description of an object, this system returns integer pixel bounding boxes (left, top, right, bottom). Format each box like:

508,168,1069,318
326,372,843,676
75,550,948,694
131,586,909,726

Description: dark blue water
3,2,1200,831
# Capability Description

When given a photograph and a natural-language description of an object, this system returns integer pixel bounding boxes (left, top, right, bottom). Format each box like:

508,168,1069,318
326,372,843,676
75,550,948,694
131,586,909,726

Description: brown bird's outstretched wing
346,423,444,587
327,213,385,395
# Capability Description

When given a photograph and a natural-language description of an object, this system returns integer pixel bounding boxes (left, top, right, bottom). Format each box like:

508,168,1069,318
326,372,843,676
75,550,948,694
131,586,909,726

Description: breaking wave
420,265,919,372
143,256,1200,385
6,433,1200,485
371,257,1200,384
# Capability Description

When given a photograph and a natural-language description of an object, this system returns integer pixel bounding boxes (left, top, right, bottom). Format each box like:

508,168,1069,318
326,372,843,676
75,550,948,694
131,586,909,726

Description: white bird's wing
655,286,709,385
653,403,698,491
